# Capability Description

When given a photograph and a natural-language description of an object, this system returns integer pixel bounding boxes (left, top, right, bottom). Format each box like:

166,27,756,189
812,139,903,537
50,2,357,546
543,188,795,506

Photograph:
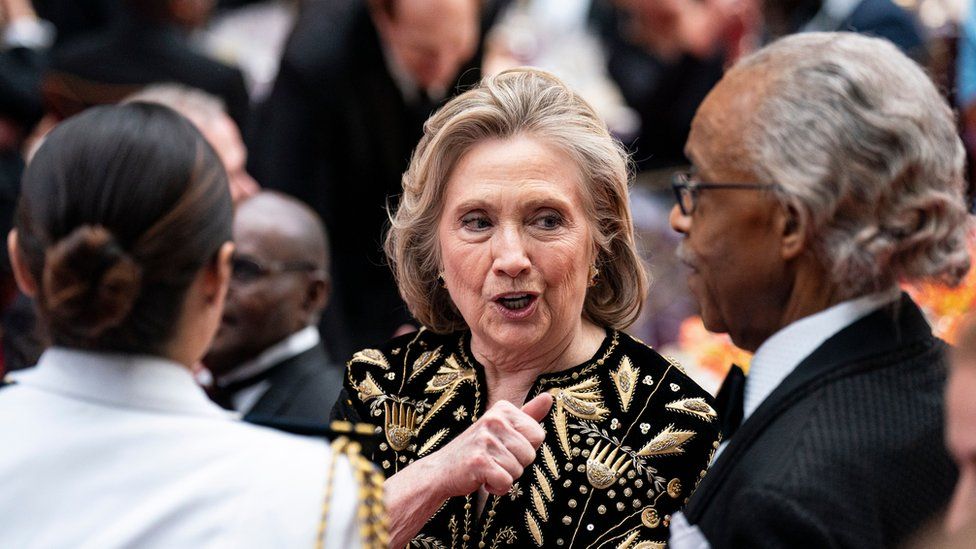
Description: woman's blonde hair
385,68,647,333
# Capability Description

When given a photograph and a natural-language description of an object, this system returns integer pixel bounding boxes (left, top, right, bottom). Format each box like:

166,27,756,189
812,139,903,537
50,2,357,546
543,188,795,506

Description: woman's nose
491,224,531,278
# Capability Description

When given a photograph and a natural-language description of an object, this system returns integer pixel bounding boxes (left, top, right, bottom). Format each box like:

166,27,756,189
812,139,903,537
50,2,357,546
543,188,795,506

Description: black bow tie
715,364,746,440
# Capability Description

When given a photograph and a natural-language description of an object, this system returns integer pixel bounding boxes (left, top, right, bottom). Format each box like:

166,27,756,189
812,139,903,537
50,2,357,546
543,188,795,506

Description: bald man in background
203,191,341,424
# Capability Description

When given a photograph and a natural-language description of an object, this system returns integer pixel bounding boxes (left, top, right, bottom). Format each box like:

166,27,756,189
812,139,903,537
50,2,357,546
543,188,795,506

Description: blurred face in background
373,0,480,92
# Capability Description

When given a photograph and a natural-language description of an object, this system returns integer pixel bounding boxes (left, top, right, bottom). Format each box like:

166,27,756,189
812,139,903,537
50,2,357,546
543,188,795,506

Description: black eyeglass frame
230,254,322,284
671,171,780,216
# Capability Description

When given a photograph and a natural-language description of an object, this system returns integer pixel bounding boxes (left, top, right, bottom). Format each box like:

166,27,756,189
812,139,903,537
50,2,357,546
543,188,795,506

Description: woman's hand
384,393,553,548
429,392,552,497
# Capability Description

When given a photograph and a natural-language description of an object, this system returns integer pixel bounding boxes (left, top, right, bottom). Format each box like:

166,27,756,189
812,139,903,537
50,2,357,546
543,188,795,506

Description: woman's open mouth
492,292,539,319
497,294,534,310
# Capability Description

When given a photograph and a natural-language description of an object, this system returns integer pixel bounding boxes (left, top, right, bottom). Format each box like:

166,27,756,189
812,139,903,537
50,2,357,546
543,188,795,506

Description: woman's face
437,136,595,358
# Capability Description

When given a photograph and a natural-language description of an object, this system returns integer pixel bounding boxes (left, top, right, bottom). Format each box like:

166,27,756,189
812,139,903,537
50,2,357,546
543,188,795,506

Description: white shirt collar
10,347,236,419
743,288,901,419
216,325,320,386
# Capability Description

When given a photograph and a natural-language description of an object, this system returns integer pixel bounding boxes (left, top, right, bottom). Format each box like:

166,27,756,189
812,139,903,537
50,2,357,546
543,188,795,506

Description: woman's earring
437,272,447,288
588,264,599,287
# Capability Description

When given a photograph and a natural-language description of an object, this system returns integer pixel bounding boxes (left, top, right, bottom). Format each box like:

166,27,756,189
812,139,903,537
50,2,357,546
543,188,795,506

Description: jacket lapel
685,293,935,520
245,344,329,418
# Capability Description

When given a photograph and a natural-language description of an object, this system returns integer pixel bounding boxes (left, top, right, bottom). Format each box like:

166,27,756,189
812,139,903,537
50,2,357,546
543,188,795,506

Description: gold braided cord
315,437,388,549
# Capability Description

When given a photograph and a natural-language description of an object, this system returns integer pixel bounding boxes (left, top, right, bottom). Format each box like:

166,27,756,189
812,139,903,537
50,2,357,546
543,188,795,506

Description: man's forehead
687,68,771,175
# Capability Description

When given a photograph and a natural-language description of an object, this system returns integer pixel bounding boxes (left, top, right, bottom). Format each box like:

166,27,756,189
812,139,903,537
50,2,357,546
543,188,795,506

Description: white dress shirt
669,288,901,549
0,347,362,548
215,325,320,413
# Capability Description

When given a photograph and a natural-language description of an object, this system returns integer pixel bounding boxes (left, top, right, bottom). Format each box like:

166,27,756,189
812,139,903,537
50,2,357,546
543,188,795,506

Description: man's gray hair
125,83,227,129
737,32,970,297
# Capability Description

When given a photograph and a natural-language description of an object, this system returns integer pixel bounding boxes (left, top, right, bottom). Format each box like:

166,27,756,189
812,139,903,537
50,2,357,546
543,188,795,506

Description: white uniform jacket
0,347,362,548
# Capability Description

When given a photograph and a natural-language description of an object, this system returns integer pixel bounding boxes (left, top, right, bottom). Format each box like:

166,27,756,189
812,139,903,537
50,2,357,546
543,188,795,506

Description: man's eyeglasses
231,255,320,284
671,171,780,216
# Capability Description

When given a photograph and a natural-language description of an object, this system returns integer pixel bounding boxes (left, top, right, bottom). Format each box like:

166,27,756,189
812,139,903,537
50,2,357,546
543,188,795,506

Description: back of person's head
14,103,232,355
126,84,227,129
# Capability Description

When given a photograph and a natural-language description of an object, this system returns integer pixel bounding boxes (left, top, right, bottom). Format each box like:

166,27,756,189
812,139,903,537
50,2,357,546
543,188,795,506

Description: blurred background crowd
1,0,974,390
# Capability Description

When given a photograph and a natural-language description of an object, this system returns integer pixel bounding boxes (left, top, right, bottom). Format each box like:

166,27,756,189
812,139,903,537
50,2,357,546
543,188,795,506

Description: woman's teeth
498,295,532,310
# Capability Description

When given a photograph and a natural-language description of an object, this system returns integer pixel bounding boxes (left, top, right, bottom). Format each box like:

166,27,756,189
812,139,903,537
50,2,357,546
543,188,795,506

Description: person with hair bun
0,103,377,548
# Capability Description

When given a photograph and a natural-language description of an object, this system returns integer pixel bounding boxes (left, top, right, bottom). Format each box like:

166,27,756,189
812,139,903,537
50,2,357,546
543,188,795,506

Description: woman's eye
532,212,563,229
460,214,491,231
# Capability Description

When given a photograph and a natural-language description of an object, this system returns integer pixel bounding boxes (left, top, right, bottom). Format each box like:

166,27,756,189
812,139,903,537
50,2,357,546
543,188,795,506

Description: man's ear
303,274,331,318
8,230,38,298
780,202,807,261
205,241,234,304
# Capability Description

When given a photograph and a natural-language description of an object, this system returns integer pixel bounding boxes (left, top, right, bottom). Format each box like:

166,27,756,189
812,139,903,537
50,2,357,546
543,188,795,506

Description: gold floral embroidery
417,428,449,456
525,511,544,546
419,355,476,430
667,478,682,498
665,397,718,423
541,443,560,479
586,440,632,489
617,529,640,549
355,373,385,402
641,507,660,528
633,542,666,549
409,346,443,382
383,401,417,451
534,465,553,500
549,377,609,457
350,348,390,370
637,424,695,457
530,485,549,521
610,356,640,412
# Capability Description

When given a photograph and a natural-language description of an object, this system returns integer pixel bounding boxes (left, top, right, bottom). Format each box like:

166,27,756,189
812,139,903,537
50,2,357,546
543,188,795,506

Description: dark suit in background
45,13,249,130
249,0,503,358
684,295,956,548
242,342,344,424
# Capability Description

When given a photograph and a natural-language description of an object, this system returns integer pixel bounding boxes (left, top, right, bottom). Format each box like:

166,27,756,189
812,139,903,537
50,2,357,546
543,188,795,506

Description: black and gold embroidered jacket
332,327,722,548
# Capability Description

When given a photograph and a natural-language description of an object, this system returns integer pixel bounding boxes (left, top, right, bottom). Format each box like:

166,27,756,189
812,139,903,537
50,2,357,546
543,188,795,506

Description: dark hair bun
42,226,143,341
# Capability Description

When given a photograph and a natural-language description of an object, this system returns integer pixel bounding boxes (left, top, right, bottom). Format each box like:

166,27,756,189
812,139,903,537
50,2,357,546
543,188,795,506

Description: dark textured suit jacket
683,294,957,548
242,342,344,425
248,0,503,358
46,15,249,129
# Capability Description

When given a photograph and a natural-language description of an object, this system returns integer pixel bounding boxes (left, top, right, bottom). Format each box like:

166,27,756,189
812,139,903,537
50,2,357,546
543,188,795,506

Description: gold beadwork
383,401,417,451
610,355,640,412
665,397,718,423
637,424,696,457
586,440,632,489
350,348,390,370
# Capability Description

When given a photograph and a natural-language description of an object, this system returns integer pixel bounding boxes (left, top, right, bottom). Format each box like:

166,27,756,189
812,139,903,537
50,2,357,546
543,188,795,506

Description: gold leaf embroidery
541,443,560,479
534,465,553,500
525,511,543,546
351,348,390,369
419,355,476,429
633,542,666,549
553,408,572,458
417,428,450,456
409,346,442,382
355,373,384,402
666,397,718,423
637,424,696,457
610,355,640,412
663,354,686,374
617,529,640,549
383,401,417,451
530,485,548,521
548,376,609,421
425,355,475,393
586,440,632,489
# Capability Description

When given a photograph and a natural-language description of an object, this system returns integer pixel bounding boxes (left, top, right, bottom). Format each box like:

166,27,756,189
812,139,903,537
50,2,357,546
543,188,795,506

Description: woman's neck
474,319,605,408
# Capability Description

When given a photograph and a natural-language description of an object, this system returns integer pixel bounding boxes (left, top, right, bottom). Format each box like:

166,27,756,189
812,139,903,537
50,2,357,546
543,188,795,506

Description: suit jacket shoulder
687,295,956,548
245,342,345,424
